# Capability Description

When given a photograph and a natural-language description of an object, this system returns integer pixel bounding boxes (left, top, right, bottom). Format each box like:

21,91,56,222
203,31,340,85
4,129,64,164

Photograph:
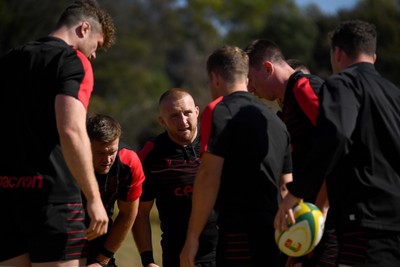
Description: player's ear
77,21,91,38
209,71,218,85
158,116,166,127
262,61,274,76
332,46,342,63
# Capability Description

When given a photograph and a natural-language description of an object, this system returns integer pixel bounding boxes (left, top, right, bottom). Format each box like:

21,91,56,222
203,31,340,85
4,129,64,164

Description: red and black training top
0,36,93,203
85,143,145,259
282,71,324,202
288,63,400,232
95,143,144,218
201,91,292,228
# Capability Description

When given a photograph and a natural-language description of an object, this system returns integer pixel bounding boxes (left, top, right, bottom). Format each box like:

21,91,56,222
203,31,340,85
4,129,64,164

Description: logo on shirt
0,175,43,189
174,185,193,196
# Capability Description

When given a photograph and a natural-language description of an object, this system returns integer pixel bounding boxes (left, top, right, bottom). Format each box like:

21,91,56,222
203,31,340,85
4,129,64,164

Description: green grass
114,207,163,267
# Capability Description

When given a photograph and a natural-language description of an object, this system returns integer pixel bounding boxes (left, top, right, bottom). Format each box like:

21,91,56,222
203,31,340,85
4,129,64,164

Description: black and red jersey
282,71,323,140
139,131,217,264
95,143,144,218
201,91,292,227
0,36,93,203
288,63,400,232
85,143,145,261
282,71,324,201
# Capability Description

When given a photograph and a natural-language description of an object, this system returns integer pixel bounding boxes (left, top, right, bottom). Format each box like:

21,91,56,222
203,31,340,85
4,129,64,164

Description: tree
3,0,399,149
337,0,400,85
0,0,69,53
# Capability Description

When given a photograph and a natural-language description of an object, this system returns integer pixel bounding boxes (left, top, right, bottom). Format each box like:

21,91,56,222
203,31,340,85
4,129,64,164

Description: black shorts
0,200,88,262
161,237,216,267
291,227,338,267
337,228,400,267
217,226,280,267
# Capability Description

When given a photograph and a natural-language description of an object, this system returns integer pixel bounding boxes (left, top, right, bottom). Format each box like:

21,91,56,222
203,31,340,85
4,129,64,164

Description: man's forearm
132,213,153,253
102,200,139,256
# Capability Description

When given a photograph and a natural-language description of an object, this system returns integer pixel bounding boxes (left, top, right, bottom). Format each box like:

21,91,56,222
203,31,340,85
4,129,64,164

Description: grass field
115,207,163,267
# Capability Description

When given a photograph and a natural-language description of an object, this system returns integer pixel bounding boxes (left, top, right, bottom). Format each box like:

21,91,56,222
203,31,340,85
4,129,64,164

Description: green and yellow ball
275,202,325,257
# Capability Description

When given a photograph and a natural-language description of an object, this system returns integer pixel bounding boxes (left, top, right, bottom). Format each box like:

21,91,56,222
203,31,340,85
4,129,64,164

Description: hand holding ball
275,202,324,257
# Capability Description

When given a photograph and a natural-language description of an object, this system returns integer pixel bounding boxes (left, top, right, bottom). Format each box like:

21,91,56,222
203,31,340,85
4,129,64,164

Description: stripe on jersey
119,148,145,201
138,140,155,162
74,49,93,110
200,96,223,154
293,76,319,126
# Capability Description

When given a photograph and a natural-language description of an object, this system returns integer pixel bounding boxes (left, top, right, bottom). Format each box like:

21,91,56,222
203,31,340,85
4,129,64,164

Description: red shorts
0,200,88,263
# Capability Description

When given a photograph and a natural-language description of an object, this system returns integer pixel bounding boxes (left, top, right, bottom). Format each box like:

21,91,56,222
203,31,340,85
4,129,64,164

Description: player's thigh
0,197,28,261
217,226,279,267
29,202,88,263
0,253,30,267
337,228,400,267
363,230,400,267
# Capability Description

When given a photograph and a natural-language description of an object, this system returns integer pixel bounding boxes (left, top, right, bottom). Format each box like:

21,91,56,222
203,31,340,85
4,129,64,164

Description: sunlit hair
329,20,376,58
56,0,115,50
87,114,122,142
244,39,285,70
207,46,249,84
158,88,194,107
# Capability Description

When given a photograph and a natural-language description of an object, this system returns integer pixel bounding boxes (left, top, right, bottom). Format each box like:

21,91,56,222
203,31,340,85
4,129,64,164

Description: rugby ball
275,202,324,257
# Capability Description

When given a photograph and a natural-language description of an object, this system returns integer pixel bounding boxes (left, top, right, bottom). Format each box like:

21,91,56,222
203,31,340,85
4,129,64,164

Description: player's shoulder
118,142,140,162
118,141,135,152
325,69,353,89
204,96,224,112
37,36,79,60
137,132,168,162
289,71,324,96
304,73,324,86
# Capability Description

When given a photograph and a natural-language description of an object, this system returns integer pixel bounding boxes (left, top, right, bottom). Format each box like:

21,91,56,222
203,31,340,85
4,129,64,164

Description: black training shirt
0,37,93,202
288,63,400,232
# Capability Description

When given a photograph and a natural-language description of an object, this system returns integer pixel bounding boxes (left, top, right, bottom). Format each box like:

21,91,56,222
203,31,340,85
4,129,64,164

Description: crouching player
85,114,145,266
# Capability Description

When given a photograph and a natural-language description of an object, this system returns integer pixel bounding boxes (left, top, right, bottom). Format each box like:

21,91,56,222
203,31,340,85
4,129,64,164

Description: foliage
0,0,70,51
337,0,400,83
1,0,400,150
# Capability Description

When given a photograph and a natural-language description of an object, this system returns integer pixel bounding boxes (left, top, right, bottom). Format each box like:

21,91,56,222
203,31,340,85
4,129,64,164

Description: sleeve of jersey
293,77,320,126
287,75,360,199
137,140,154,162
200,96,229,157
282,142,293,174
119,148,145,202
58,49,93,110
137,141,156,201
